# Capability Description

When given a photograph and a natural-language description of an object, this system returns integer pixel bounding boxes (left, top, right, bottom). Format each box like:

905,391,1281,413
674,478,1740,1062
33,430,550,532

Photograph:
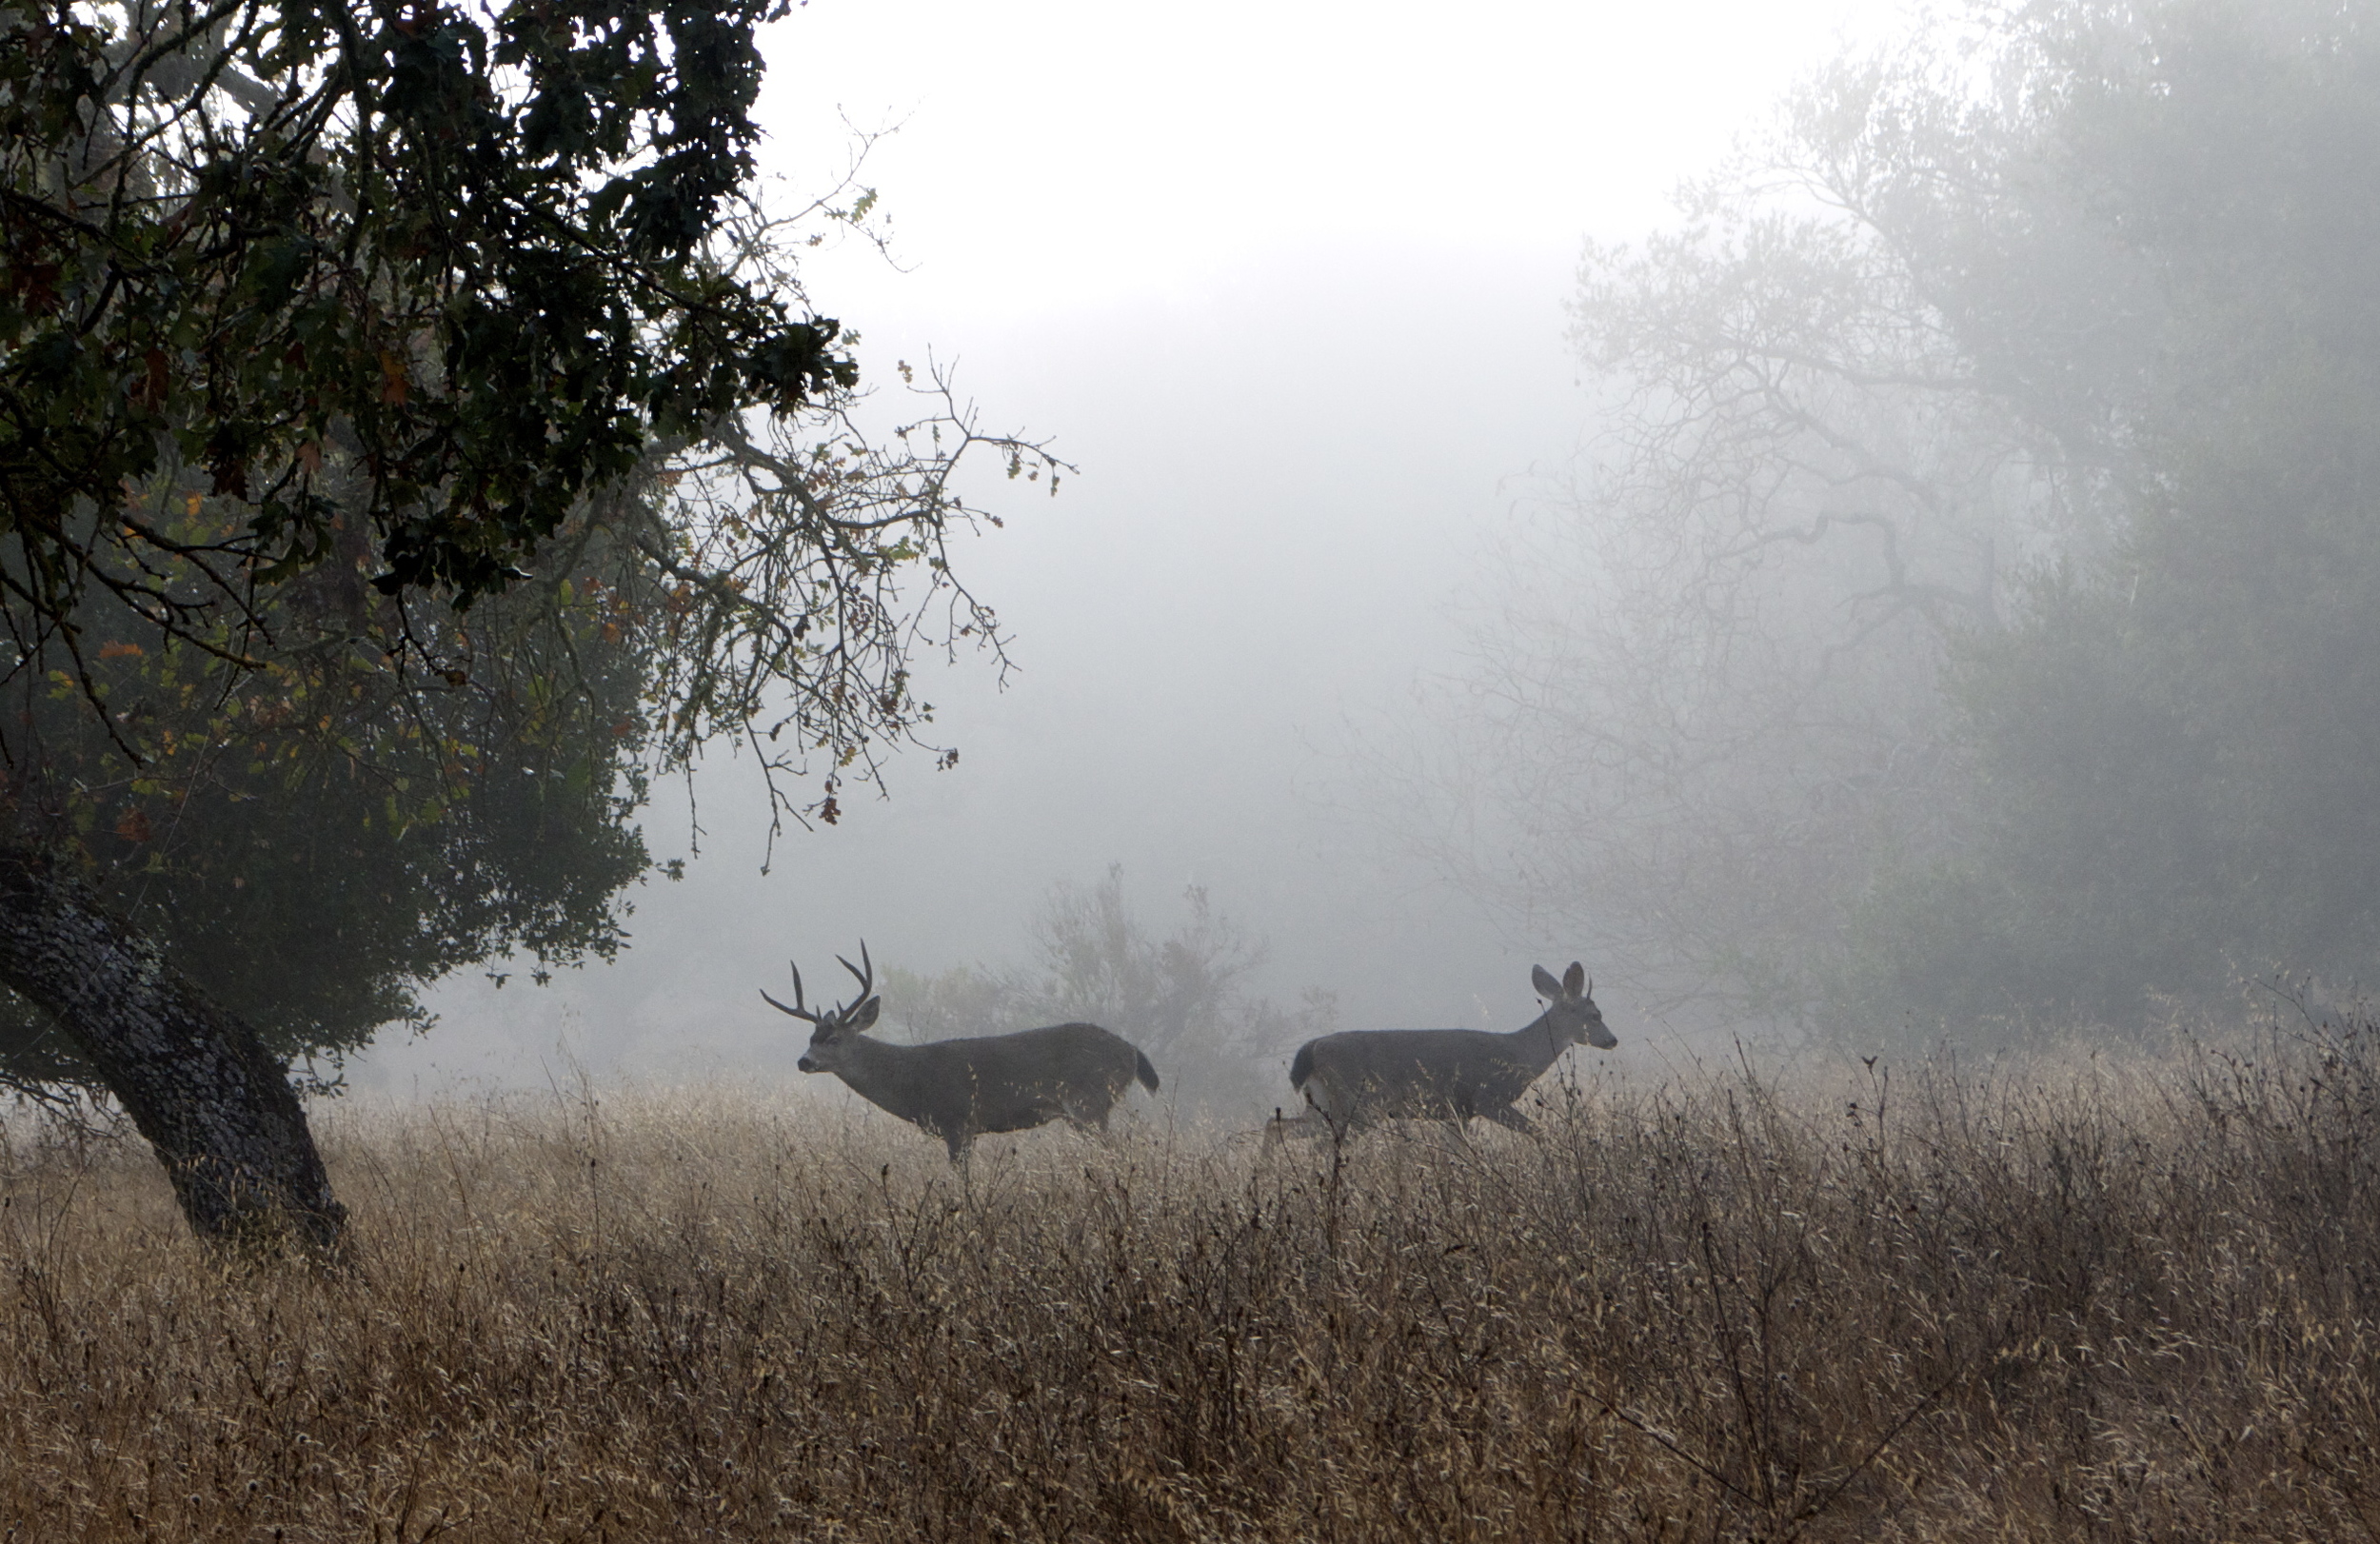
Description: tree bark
0,841,346,1255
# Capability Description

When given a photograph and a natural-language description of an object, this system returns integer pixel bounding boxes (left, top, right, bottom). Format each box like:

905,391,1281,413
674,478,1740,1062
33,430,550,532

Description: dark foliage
1,0,844,644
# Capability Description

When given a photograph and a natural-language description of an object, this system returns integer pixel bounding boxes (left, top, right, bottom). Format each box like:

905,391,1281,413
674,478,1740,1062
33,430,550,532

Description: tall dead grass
3,1016,2377,1541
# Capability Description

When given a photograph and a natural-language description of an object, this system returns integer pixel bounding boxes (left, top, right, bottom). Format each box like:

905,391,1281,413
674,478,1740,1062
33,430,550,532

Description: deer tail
1135,1049,1160,1094
1289,1042,1314,1090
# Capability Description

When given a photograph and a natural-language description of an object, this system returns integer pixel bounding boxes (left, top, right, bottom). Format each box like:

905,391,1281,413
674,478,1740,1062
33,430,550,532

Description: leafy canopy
2,0,849,667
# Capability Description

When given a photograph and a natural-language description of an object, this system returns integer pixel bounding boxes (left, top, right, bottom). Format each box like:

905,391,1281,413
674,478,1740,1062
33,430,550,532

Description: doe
1285,962,1614,1137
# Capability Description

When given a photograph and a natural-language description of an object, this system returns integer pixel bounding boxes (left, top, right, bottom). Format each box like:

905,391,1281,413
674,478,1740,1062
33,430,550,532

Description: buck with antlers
1280,962,1615,1138
765,944,1162,1161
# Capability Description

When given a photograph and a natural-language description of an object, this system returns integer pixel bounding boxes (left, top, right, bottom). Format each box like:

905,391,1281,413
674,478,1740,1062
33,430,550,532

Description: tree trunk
0,841,346,1255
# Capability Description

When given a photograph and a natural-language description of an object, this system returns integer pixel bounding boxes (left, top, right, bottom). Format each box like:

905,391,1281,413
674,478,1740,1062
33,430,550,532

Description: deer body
1289,963,1614,1134
768,947,1160,1161
810,1020,1160,1161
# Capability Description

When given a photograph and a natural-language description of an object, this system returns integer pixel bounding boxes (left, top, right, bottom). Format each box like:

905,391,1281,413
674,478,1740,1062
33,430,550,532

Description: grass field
3,1017,2376,1542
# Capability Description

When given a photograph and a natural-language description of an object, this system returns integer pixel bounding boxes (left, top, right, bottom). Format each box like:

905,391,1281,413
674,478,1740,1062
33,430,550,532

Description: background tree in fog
881,867,1335,1117
1421,0,2380,1039
0,0,1052,1248
1850,0,2380,1028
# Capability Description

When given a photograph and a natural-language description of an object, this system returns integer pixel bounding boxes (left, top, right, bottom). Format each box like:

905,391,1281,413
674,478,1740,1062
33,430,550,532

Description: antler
837,940,874,1005
759,960,820,1022
764,945,872,1023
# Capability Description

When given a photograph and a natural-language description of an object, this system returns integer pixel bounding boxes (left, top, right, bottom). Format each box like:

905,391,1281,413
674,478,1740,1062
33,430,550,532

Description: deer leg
1265,1110,1329,1144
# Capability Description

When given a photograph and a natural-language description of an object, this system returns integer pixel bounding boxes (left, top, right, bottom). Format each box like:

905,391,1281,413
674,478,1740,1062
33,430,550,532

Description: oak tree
0,0,1053,1249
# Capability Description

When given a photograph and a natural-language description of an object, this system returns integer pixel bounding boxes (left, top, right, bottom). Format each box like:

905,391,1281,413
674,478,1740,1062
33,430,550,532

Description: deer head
763,942,882,1074
1531,961,1616,1050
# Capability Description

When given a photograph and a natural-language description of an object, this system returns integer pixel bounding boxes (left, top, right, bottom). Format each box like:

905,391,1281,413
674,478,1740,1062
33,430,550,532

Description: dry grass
3,1019,2378,1542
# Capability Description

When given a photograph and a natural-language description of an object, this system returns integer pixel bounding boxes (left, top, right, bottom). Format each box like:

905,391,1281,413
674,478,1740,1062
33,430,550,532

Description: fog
347,0,1896,1096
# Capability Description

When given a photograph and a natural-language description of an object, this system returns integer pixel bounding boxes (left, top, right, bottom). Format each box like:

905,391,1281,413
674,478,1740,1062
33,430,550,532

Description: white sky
766,0,1896,320
353,0,1906,1099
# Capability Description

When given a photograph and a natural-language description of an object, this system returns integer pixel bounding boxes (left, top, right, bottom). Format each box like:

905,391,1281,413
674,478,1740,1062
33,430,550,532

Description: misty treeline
1416,0,2380,1041
874,866,1337,1117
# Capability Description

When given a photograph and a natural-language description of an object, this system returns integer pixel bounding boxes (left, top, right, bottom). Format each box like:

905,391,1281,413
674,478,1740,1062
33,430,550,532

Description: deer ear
1532,964,1562,1000
852,997,882,1030
1563,962,1586,1000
